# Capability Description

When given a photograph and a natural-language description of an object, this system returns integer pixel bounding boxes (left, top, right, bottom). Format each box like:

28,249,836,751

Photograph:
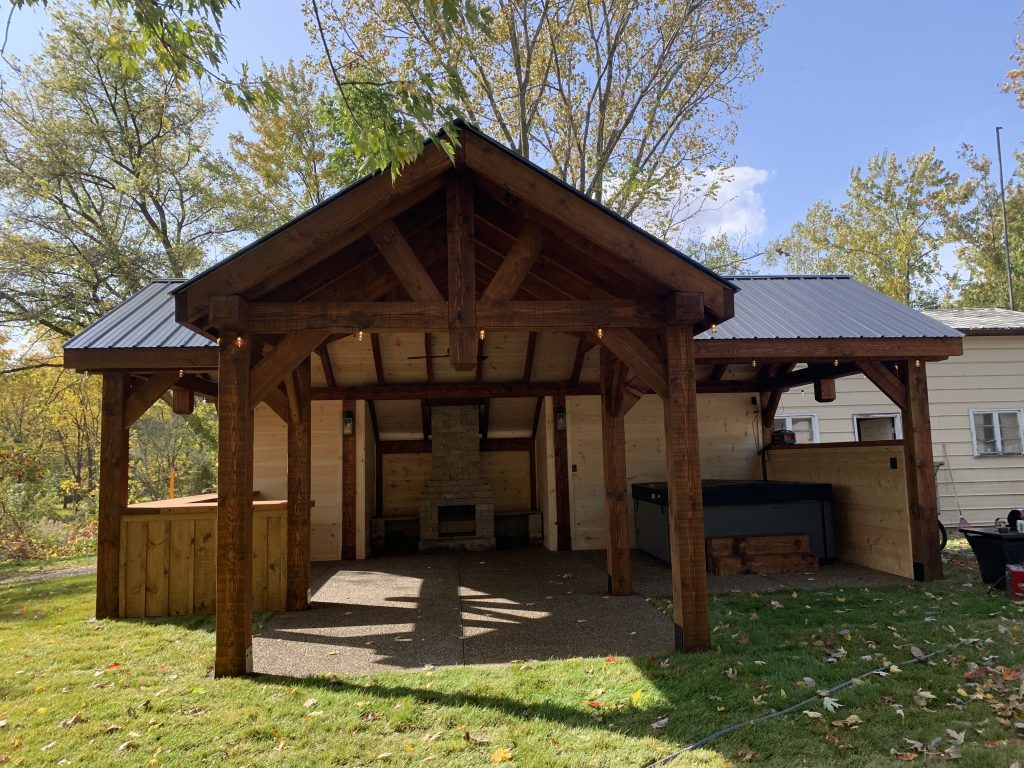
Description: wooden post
662,322,711,652
215,329,255,677
601,349,631,595
286,358,311,610
447,172,477,371
902,360,943,582
97,373,129,619
552,393,572,551
341,398,357,560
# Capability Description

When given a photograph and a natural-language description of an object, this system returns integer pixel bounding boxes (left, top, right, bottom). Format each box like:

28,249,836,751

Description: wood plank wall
766,443,913,578
119,506,286,617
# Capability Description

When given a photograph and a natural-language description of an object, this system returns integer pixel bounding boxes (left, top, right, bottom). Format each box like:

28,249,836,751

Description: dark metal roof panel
923,308,1024,334
695,275,962,340
64,280,213,350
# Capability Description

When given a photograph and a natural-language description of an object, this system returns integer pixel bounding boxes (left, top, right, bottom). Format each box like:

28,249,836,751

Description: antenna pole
996,126,1015,310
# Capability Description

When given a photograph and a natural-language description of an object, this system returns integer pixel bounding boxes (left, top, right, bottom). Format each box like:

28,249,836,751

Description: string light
478,329,486,341
710,323,718,335
833,359,839,367
235,336,244,348
178,369,185,378
357,330,365,342
596,327,604,340
915,359,921,368
751,360,757,368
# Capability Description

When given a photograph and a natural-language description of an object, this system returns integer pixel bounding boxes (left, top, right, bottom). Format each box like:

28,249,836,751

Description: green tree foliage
950,148,1023,308
310,0,774,225
765,150,973,308
228,60,356,227
0,9,251,341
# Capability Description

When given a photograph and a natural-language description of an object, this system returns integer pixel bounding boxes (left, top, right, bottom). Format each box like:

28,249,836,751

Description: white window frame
852,413,903,441
968,408,1024,457
773,413,820,443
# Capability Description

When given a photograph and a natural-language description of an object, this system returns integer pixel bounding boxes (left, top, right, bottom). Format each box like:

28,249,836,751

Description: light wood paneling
119,499,287,617
566,393,760,550
779,336,1024,525
767,444,913,578
382,454,432,517
482,452,531,512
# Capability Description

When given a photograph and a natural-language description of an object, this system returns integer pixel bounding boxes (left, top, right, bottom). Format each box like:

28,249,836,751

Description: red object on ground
1008,564,1024,600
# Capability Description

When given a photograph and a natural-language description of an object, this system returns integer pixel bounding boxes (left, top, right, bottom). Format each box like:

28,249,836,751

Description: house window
970,410,1024,456
773,414,819,444
854,414,902,441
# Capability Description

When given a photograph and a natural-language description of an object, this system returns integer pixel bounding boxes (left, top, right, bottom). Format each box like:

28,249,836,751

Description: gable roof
697,276,962,341
171,123,738,331
923,307,1024,335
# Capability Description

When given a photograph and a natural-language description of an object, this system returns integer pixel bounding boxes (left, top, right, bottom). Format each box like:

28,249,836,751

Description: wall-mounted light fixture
342,411,355,435
554,406,567,432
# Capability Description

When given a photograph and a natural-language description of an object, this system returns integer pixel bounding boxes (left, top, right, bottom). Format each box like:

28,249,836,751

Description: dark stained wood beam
248,330,330,407
857,360,908,412
481,400,490,439
552,393,572,551
531,397,543,439
312,381,600,400
475,337,485,382
448,172,477,370
523,332,537,383
814,377,837,403
286,359,311,611
695,337,961,362
662,321,711,652
569,338,589,385
316,343,336,389
601,347,631,596
480,223,544,303
708,364,728,382
371,333,385,385
63,346,218,372
902,360,943,582
367,400,380,443
424,333,434,383
124,371,180,426
341,399,357,560
262,385,290,423
171,387,195,415
97,373,129,619
599,329,668,398
370,219,445,303
214,331,254,677
377,437,533,454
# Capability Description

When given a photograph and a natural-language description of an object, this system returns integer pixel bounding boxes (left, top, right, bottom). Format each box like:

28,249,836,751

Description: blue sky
5,1,1021,256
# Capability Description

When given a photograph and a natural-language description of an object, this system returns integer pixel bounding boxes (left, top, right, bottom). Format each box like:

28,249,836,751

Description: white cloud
674,166,771,243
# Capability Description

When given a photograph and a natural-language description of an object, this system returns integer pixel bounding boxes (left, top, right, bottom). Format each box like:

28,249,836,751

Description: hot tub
632,480,835,563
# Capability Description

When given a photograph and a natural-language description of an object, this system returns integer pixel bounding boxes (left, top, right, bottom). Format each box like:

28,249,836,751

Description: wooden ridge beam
480,223,544,303
312,381,601,400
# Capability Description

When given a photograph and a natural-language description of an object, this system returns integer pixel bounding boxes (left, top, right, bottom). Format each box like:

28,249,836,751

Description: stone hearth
419,405,495,551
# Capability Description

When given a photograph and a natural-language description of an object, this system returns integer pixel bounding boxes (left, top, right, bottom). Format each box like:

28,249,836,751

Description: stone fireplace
419,405,495,551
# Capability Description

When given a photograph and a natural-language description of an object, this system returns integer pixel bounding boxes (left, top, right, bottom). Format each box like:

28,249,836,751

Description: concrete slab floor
252,548,910,678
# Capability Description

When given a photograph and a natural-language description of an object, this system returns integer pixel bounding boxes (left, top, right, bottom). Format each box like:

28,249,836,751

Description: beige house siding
778,335,1024,524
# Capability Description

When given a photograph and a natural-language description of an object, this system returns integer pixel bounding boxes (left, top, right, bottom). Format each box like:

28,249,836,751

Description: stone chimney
419,405,495,551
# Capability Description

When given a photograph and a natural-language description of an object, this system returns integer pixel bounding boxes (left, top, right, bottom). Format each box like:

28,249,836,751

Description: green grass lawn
1,543,1022,767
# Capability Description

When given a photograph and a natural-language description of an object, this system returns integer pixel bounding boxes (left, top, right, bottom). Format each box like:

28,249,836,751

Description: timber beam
601,348,631,596
448,172,477,370
312,382,600,400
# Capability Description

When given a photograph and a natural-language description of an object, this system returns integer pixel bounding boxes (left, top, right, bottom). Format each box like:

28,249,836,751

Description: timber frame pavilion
64,124,962,677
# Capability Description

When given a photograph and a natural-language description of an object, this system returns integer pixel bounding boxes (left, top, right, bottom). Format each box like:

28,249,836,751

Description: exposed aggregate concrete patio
253,548,909,677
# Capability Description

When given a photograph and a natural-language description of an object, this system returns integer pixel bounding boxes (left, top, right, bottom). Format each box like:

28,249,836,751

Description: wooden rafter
370,219,444,303
523,332,537,382
249,330,330,406
370,333,385,385
316,343,336,389
857,360,908,411
599,329,668,398
708,364,728,382
480,223,544,303
569,337,590,385
124,371,180,426
423,333,434,383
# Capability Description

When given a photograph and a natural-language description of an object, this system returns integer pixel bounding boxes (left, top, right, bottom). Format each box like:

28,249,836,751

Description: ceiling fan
408,350,488,362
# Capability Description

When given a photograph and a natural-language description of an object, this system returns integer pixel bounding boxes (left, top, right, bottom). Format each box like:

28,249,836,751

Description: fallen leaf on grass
630,689,644,707
912,690,937,708
489,747,513,762
822,697,842,713
117,740,137,751
103,724,122,734
830,715,863,729
945,729,965,745
737,745,759,761
59,714,82,728
803,711,823,719
910,646,926,660
585,700,601,709
651,716,669,729
890,750,918,762
461,727,489,744
359,712,381,722
303,698,317,708
41,741,57,751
